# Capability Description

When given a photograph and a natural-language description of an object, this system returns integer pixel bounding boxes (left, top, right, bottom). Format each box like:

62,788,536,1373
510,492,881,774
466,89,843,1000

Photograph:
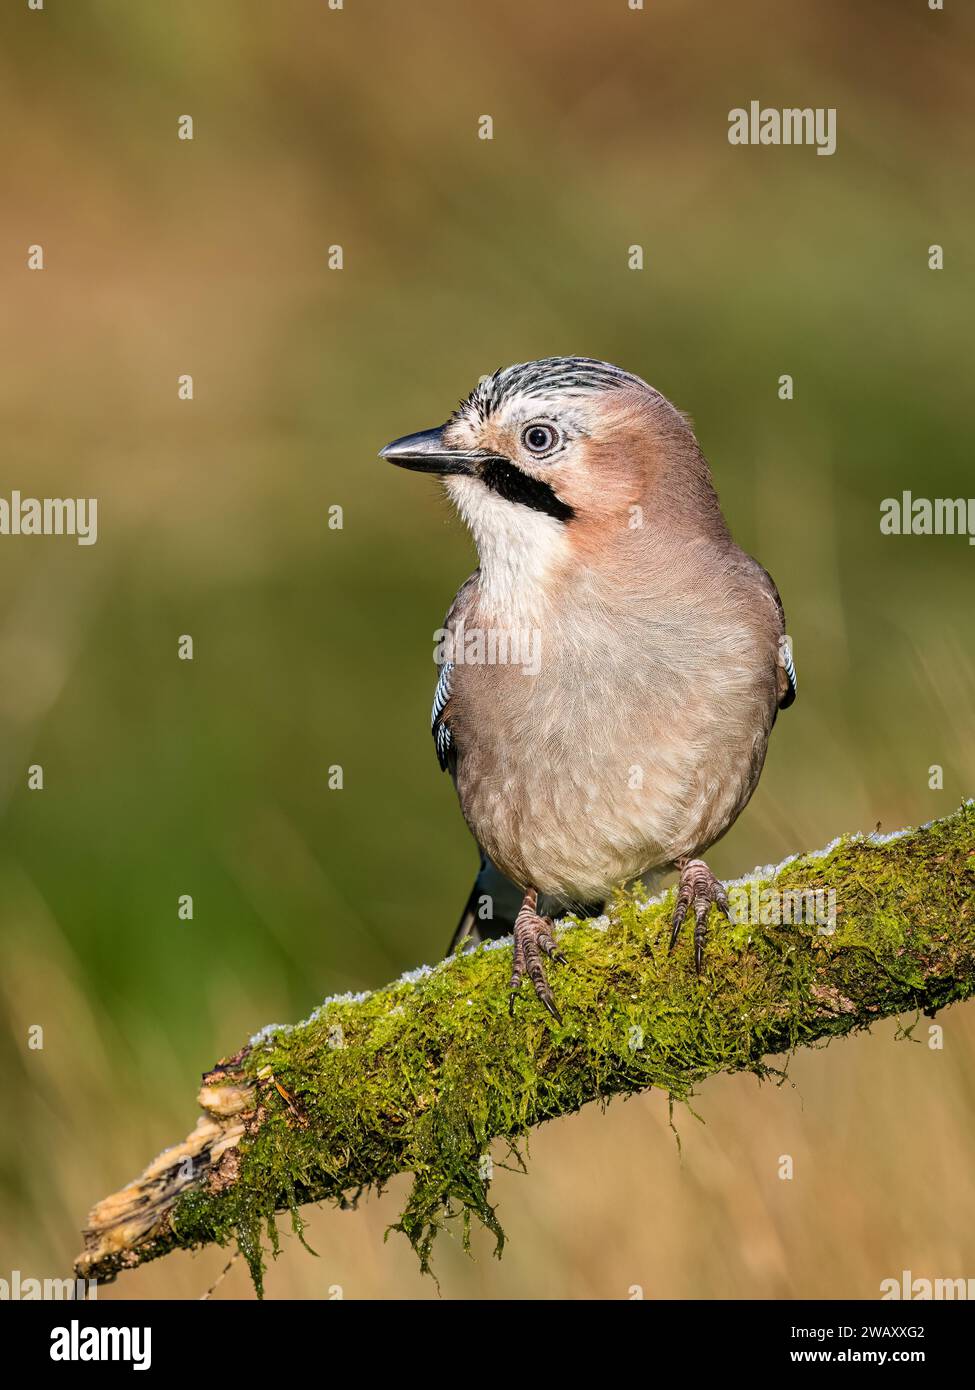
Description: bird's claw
509,892,565,1022
668,859,731,974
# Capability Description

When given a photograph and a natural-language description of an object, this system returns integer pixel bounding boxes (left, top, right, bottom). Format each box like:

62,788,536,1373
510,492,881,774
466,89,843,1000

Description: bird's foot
668,858,731,974
509,889,566,1022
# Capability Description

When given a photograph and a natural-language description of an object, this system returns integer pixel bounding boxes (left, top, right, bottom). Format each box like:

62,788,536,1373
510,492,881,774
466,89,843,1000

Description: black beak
379,425,502,476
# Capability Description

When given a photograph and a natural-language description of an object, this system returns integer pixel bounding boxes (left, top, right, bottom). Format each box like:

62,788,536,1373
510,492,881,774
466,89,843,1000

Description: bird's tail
447,856,525,955
447,856,605,957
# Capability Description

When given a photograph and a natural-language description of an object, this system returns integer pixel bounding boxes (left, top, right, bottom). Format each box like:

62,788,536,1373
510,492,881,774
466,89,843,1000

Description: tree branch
75,803,975,1294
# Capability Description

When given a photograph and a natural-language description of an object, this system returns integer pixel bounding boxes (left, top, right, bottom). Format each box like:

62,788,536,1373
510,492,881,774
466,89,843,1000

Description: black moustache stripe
480,459,575,522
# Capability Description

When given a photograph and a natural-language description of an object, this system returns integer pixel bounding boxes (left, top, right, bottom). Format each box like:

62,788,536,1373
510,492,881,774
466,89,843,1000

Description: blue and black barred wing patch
780,640,797,709
431,660,454,771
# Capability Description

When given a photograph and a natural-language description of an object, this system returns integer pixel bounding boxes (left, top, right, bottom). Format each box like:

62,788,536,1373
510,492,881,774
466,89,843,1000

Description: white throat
445,475,569,625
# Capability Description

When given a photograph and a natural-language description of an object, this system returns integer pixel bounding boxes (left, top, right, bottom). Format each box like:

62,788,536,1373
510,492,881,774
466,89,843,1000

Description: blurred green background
1,0,974,1299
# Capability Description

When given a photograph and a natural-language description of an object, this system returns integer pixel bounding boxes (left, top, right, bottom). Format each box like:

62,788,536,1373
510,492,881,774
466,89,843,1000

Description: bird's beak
379,425,500,476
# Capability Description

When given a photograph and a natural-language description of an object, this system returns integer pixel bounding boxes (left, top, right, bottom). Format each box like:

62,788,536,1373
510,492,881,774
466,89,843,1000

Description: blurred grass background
1,0,974,1299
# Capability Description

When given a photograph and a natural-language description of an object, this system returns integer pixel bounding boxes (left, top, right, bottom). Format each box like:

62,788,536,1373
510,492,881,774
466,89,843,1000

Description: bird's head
380,357,725,609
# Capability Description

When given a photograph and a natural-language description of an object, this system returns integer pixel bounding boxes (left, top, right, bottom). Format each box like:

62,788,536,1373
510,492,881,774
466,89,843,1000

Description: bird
380,356,796,1021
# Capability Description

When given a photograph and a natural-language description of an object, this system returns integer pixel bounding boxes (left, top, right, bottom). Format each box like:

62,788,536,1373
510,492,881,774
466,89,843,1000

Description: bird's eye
521,423,559,455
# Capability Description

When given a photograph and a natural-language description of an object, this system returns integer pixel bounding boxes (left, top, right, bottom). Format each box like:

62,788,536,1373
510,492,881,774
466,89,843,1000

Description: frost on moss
136,806,975,1292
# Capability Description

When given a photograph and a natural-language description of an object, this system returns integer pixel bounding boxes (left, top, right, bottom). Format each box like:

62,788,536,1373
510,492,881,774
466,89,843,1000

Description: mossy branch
75,804,975,1294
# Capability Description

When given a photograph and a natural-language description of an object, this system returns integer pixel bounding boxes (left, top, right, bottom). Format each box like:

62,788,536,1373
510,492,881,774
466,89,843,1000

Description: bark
75,803,975,1294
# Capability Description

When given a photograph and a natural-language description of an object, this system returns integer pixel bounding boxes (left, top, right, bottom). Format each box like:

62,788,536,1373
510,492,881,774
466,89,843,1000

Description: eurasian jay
381,357,796,1020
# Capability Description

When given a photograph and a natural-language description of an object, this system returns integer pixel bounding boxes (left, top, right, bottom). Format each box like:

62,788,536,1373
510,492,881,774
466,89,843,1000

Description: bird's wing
431,570,479,774
431,659,454,771
779,636,798,708
744,555,797,709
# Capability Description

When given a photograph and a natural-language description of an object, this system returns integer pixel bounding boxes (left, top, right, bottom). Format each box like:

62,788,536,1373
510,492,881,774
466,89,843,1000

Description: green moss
161,803,975,1294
